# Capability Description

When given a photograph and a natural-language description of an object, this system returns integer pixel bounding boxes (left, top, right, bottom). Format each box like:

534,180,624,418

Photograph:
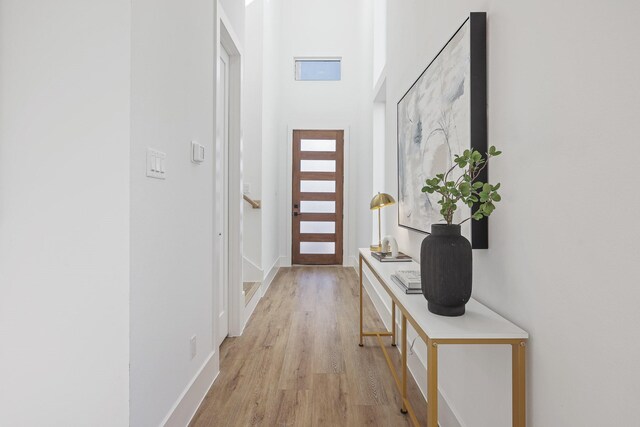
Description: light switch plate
191,141,205,164
147,148,166,179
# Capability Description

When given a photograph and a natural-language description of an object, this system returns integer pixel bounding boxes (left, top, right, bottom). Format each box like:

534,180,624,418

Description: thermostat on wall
191,141,205,164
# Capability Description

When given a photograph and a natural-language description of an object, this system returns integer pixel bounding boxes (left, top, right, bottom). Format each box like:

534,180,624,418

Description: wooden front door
292,130,344,265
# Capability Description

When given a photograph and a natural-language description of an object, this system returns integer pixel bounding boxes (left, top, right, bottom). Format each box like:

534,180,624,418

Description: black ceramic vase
420,224,472,316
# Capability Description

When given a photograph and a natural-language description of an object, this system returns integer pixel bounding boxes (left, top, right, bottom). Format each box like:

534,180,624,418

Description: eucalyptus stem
420,147,502,226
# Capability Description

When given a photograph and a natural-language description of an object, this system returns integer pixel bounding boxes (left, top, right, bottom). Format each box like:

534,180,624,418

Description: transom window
294,58,341,81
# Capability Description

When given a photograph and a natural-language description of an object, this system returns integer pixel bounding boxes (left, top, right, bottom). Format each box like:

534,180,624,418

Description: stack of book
371,251,412,262
390,270,422,294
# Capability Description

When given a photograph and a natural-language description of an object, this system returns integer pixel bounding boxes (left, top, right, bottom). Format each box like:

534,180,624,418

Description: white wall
261,0,284,276
243,0,264,271
372,0,387,82
0,1,131,426
372,99,387,246
383,1,640,426
220,0,245,46
263,0,374,266
129,0,217,426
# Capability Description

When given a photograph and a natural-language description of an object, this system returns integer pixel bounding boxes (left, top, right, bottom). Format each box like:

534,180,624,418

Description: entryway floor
191,266,428,426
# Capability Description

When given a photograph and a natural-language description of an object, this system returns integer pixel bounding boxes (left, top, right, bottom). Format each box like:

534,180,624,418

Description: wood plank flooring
191,266,427,426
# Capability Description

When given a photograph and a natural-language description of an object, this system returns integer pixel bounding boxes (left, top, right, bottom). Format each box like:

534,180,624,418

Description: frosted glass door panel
300,221,335,234
300,139,336,152
300,180,336,193
300,160,336,172
292,129,343,265
300,242,335,254
300,201,335,213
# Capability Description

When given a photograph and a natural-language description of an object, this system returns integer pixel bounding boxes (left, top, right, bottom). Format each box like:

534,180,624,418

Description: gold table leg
401,313,408,414
427,340,438,426
391,301,397,346
359,255,364,347
512,341,526,426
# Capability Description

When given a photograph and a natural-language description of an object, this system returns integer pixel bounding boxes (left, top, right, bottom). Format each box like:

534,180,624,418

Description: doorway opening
215,44,230,347
215,14,243,349
291,129,344,265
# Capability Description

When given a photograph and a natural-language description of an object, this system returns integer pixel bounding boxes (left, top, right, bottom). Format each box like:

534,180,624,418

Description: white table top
360,249,528,340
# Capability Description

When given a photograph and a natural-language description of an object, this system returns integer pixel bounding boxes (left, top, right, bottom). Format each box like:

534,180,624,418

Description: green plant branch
421,147,502,226
458,216,472,225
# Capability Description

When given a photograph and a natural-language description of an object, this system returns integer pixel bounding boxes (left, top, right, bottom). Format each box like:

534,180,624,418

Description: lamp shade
370,192,396,210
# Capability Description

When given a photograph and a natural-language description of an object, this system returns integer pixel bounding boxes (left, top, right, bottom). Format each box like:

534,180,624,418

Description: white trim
210,0,219,366
218,6,244,339
161,351,219,427
373,66,387,102
279,254,292,268
243,284,261,327
285,124,352,266
293,56,342,61
216,39,231,347
243,256,263,283
242,259,280,330
218,6,243,57
261,257,281,295
244,255,263,272
243,258,282,326
357,264,463,427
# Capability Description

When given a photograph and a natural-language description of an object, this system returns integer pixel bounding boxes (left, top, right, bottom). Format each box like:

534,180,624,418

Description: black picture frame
396,12,488,249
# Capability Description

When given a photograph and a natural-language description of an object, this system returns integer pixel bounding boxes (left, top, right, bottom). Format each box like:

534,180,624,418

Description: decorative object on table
396,12,488,249
391,269,422,294
391,275,423,294
369,192,396,252
381,235,399,257
420,146,503,316
371,251,412,263
395,270,421,288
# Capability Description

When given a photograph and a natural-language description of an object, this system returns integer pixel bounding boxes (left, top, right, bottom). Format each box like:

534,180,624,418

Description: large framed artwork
397,13,488,249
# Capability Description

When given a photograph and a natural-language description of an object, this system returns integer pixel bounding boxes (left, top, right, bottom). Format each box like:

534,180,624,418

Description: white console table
358,249,529,427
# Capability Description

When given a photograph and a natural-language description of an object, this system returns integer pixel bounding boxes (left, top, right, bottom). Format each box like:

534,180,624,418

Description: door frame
214,6,243,345
216,41,230,347
284,125,351,267
291,130,344,265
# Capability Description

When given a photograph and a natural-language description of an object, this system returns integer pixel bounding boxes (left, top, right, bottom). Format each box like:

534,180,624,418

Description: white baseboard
242,260,278,328
161,350,219,427
280,255,292,267
359,266,463,427
242,255,263,283
244,283,261,328
348,255,358,269
261,257,281,295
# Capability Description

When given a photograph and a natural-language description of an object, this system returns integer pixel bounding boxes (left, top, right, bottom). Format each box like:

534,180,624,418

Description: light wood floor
191,266,427,426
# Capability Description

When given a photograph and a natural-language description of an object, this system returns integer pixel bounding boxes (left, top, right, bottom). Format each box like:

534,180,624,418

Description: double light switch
147,141,203,180
146,148,166,179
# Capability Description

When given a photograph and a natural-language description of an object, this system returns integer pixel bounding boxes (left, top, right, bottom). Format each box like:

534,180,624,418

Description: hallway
191,267,427,426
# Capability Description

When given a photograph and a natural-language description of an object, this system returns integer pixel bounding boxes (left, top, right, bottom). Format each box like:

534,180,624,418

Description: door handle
293,203,299,217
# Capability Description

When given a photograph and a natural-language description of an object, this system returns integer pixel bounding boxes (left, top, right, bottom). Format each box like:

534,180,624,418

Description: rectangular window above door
294,58,342,81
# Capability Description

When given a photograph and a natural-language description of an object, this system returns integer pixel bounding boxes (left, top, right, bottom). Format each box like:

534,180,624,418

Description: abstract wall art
397,13,488,248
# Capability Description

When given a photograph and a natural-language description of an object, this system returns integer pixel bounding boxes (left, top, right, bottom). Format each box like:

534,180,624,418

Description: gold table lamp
369,192,396,252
